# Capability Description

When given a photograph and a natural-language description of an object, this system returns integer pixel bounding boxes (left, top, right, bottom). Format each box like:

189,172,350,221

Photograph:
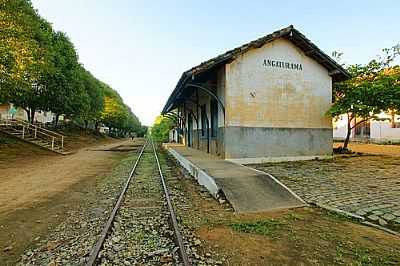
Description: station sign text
263,59,303,71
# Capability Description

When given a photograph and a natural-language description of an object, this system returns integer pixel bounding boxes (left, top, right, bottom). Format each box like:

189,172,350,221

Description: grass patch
323,209,355,222
285,213,302,221
335,244,399,266
230,219,284,237
0,133,17,145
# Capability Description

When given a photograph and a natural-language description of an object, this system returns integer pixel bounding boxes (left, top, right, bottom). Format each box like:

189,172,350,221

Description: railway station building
162,25,350,163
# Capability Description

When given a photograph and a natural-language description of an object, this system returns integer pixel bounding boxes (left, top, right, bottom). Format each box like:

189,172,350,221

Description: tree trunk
95,121,99,132
55,114,60,127
24,108,30,122
343,115,352,150
391,111,396,128
30,108,35,124
84,120,88,130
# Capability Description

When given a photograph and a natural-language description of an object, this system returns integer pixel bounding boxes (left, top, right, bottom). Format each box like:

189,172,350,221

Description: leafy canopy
151,116,175,142
0,0,143,135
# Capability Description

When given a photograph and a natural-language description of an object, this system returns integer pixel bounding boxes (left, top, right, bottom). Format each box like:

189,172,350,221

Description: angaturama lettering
263,59,303,71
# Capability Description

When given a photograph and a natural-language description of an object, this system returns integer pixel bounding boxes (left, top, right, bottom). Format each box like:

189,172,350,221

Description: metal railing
0,118,64,150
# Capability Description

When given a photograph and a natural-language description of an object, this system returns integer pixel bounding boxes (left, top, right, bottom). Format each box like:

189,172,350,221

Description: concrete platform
164,144,306,213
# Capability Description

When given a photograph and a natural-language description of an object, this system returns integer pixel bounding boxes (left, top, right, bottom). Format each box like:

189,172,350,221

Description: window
201,104,207,136
210,100,218,138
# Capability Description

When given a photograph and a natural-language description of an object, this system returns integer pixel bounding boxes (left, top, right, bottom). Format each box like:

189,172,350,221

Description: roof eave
162,25,351,114
290,28,351,81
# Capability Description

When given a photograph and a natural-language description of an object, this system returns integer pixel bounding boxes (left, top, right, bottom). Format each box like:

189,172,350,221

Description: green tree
0,0,37,88
79,69,104,130
329,45,400,150
0,0,54,122
374,66,400,128
0,0,144,134
100,86,142,136
44,31,84,125
151,116,175,142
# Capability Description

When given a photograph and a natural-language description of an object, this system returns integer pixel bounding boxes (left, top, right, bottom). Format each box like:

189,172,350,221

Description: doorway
188,114,193,147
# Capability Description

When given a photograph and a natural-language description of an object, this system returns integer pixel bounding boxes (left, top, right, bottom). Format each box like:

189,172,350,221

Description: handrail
0,118,65,150
14,118,64,137
3,118,64,138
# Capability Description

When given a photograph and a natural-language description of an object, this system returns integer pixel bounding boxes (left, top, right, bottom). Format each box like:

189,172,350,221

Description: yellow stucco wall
225,38,332,129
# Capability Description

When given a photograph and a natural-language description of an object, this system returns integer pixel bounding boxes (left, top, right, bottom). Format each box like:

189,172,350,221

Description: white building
0,103,59,124
333,112,400,143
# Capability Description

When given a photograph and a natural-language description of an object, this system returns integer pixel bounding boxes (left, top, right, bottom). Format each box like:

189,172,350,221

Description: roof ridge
162,25,350,114
187,25,294,76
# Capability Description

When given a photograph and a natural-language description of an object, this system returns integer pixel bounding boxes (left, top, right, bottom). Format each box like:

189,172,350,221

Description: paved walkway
251,154,400,231
165,144,305,213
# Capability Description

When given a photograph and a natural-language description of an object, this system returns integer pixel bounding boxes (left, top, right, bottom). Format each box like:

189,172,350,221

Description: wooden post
196,88,200,149
183,102,186,146
61,136,64,150
22,126,25,139
34,126,37,138
52,137,55,150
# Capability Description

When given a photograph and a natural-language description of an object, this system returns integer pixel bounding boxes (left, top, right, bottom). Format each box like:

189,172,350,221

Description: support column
196,88,200,149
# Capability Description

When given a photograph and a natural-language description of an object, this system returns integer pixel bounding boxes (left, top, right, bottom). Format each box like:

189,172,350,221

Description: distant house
99,126,110,134
0,103,9,120
0,103,59,124
162,25,350,163
333,112,400,143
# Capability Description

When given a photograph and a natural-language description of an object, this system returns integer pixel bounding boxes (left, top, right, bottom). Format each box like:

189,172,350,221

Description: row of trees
151,115,175,142
0,0,144,136
330,45,400,149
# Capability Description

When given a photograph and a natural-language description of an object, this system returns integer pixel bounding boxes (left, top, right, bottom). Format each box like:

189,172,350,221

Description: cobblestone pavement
250,155,400,232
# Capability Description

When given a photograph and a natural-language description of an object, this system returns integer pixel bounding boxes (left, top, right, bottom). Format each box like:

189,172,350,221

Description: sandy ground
334,142,400,156
0,139,133,216
0,137,143,264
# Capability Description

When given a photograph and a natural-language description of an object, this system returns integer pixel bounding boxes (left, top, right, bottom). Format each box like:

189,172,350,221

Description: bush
151,116,175,142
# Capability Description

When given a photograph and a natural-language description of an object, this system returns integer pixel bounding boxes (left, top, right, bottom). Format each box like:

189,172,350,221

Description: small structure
0,103,60,125
168,127,179,143
334,112,400,143
162,25,350,163
99,126,110,134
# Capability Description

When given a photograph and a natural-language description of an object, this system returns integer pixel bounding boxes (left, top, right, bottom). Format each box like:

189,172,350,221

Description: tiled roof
162,25,350,114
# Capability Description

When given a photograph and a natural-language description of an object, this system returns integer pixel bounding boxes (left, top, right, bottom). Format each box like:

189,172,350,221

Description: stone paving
251,154,400,232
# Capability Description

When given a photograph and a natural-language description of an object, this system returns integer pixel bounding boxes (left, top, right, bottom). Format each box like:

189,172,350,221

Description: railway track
86,138,191,265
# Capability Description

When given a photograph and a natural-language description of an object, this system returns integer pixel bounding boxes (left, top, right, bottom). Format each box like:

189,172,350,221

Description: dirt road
0,140,133,216
334,142,400,156
0,138,139,264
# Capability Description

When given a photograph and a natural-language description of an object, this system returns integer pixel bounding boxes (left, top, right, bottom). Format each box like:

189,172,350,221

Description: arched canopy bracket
163,112,185,127
185,83,225,118
162,113,178,122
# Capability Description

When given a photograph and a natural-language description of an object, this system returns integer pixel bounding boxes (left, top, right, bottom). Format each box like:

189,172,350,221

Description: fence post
34,126,37,138
52,137,55,150
61,136,64,150
22,126,25,139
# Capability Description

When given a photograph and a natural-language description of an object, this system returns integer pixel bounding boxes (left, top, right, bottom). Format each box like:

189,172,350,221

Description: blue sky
31,0,400,125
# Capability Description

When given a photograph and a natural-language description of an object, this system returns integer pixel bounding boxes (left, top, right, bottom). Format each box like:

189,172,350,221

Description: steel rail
150,139,191,266
86,139,148,266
